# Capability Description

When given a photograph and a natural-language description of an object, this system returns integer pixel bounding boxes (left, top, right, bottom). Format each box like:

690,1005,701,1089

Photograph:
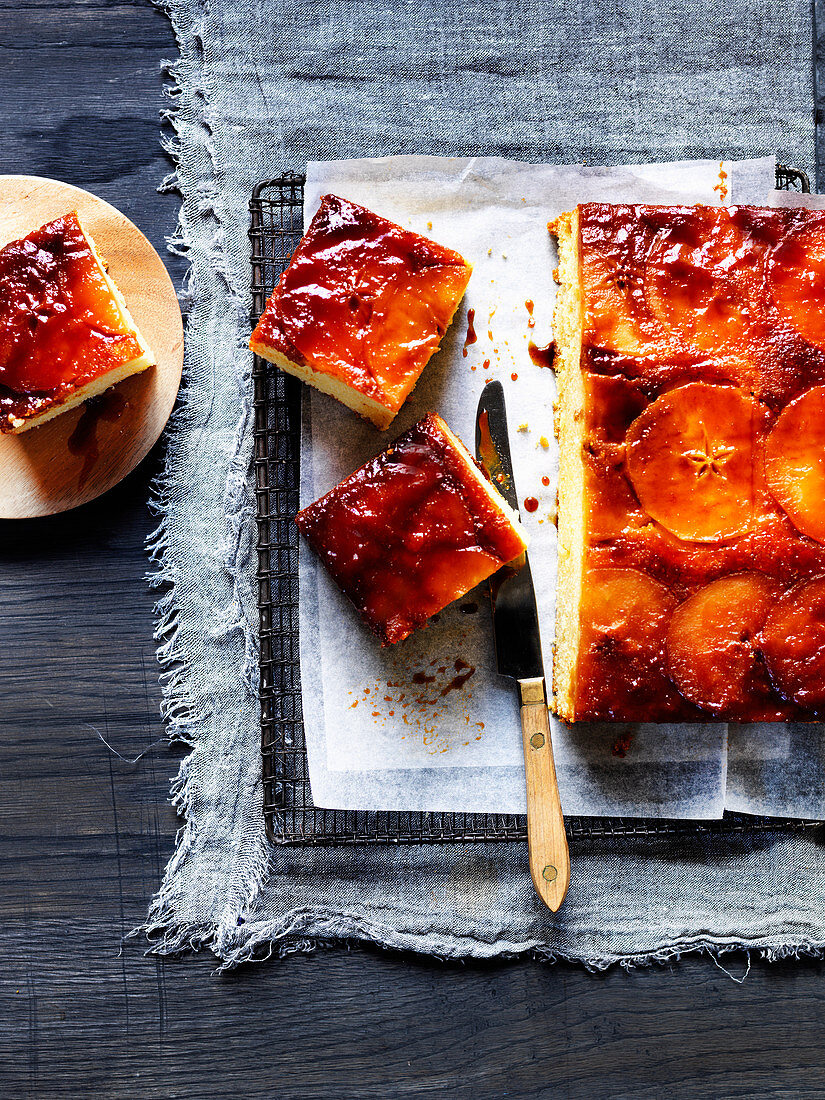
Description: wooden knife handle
519,678,570,912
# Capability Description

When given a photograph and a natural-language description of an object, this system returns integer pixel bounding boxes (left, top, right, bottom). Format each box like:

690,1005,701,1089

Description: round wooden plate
0,176,184,518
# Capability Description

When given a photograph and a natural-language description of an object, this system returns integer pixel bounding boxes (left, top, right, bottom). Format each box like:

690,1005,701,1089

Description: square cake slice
0,211,154,433
250,194,472,430
296,412,528,645
551,202,825,723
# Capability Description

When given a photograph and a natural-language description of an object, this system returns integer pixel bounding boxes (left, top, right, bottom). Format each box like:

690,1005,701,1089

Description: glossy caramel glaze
528,339,555,369
295,413,526,645
0,212,143,428
572,202,825,720
250,195,472,414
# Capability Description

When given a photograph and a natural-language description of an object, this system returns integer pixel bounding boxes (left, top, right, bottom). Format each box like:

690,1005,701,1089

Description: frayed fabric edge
140,0,272,953
134,907,825,979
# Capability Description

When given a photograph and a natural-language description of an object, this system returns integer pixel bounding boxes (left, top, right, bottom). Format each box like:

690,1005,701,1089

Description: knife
476,380,570,912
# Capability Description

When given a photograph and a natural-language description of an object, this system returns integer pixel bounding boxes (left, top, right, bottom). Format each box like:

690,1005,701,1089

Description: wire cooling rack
250,164,819,847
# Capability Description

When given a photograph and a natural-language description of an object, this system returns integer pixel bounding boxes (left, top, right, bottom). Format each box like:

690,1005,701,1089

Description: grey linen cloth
145,0,825,967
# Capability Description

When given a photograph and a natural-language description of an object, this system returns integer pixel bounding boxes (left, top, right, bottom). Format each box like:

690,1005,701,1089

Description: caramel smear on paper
348,658,486,754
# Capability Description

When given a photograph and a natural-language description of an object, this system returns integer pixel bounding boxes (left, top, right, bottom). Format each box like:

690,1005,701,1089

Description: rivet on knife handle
518,676,570,912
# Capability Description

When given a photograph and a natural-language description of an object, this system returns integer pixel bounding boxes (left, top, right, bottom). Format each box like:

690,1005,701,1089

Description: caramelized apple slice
769,220,825,350
581,248,649,355
759,577,825,710
368,548,500,643
765,385,825,544
419,547,502,606
626,383,769,542
643,214,757,352
366,271,471,408
582,567,676,649
575,567,680,719
665,574,785,718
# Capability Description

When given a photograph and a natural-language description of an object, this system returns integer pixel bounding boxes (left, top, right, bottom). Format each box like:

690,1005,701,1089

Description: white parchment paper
298,154,783,817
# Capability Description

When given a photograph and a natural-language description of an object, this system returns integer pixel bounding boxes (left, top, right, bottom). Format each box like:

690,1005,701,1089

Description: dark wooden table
2,3,825,1097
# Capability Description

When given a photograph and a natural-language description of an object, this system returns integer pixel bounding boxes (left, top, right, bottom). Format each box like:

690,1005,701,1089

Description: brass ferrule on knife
518,677,547,707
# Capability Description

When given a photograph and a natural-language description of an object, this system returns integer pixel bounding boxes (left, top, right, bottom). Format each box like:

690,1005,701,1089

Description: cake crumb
517,423,529,433
539,435,549,449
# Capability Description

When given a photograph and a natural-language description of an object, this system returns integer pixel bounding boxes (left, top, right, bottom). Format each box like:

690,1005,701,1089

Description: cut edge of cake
429,412,530,559
250,332,400,431
549,208,586,722
3,213,155,435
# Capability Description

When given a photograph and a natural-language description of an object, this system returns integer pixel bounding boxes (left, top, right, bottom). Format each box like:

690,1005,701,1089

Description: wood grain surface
1,1,825,1098
519,680,570,912
0,175,183,519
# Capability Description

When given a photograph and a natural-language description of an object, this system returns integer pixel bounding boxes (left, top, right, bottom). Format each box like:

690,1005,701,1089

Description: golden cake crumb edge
250,338,397,429
549,209,586,720
432,412,530,556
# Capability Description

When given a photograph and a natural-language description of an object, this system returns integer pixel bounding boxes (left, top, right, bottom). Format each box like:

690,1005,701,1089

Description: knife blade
475,379,570,912
475,381,543,683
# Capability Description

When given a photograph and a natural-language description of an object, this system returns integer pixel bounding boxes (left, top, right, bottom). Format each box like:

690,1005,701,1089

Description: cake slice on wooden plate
0,211,154,433
550,202,825,722
250,194,472,429
296,412,528,645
